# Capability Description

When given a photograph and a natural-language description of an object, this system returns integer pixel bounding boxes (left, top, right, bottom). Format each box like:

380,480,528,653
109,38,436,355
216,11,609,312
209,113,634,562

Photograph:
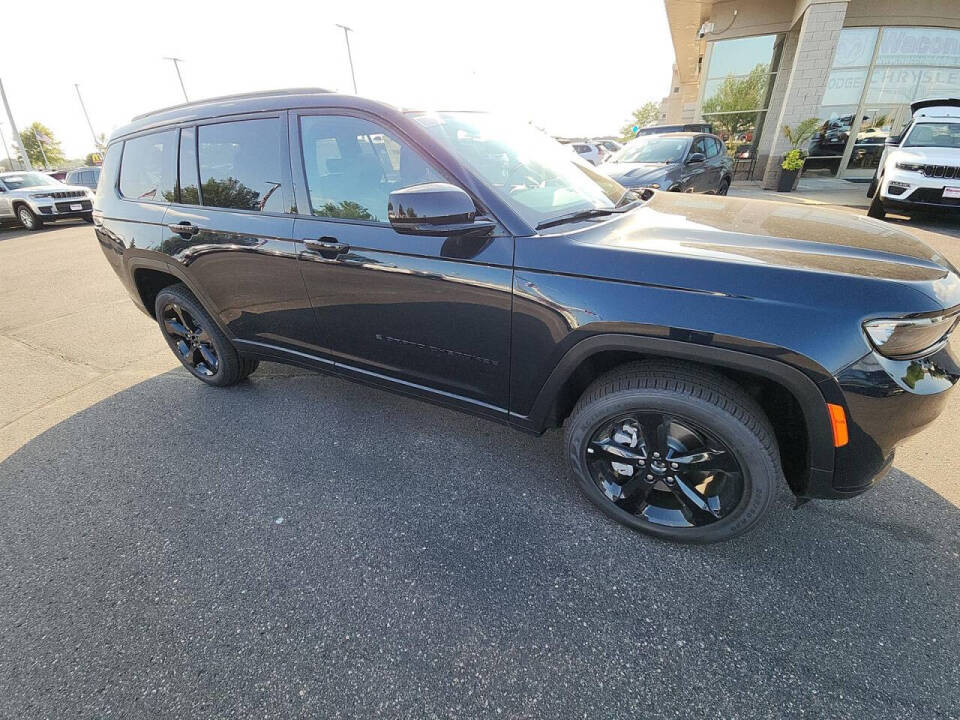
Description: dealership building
660,0,960,188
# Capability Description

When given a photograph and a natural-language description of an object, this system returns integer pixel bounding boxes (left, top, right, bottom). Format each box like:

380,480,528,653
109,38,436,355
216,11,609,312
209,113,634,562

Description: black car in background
601,132,733,194
94,89,959,543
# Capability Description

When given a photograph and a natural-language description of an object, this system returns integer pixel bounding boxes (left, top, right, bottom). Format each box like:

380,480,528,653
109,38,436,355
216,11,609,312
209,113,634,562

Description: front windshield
0,172,62,190
610,136,691,164
903,122,960,148
408,111,627,228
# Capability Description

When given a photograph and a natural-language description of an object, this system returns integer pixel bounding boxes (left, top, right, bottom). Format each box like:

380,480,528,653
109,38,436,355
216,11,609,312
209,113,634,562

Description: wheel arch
518,334,835,495
128,258,232,339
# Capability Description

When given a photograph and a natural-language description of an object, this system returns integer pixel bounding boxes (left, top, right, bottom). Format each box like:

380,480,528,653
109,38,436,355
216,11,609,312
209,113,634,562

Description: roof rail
131,87,334,121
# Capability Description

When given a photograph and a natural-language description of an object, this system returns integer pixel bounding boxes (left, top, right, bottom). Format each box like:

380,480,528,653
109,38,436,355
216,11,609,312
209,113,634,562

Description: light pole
0,121,13,169
163,57,189,102
32,127,50,170
0,77,32,170
335,24,358,94
74,84,101,150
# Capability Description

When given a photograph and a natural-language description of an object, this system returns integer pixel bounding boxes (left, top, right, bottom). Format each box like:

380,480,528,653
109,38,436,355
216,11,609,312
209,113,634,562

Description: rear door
684,136,711,192
703,136,725,191
289,110,513,414
159,114,315,353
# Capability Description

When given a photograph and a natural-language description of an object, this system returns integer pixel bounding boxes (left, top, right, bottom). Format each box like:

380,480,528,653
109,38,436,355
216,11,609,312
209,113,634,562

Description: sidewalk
729,177,870,209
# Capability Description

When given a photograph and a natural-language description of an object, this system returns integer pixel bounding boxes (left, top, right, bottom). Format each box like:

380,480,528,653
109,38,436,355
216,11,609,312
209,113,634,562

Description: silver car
0,171,96,230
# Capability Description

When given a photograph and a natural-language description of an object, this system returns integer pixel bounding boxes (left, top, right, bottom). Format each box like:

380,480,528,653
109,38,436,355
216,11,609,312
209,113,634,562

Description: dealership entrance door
840,105,912,178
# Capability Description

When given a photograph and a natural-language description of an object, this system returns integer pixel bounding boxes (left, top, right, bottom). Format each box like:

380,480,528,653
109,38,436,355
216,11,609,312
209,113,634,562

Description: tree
782,118,821,150
619,102,662,142
19,122,66,169
700,63,769,140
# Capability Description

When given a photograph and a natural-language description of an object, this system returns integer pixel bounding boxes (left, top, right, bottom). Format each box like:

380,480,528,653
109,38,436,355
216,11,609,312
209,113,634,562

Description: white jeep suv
0,171,96,230
867,98,960,220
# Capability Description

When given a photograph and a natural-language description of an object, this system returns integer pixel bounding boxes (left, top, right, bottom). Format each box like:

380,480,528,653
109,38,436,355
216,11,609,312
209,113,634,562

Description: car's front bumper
32,198,94,219
880,169,960,213
805,341,959,499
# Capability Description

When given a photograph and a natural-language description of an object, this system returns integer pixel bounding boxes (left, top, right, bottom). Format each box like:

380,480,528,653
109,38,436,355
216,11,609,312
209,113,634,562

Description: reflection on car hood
601,162,675,183
562,191,960,309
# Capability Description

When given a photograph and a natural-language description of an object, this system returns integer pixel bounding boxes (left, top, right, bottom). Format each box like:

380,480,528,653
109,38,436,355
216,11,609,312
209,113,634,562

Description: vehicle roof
111,88,406,141
631,132,703,139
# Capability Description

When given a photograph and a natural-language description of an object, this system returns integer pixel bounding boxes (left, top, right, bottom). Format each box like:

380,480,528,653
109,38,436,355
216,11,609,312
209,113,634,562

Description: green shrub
781,149,805,171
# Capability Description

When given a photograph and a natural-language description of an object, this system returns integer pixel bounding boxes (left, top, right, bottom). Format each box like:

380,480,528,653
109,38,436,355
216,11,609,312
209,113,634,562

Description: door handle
168,222,201,237
304,237,349,257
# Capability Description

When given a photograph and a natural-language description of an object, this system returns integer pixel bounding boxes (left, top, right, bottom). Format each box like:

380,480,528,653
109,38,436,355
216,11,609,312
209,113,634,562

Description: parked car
566,141,606,165
601,132,732,194
636,123,712,137
868,98,960,219
45,170,68,182
595,139,622,154
94,89,959,543
0,171,95,229
65,166,101,191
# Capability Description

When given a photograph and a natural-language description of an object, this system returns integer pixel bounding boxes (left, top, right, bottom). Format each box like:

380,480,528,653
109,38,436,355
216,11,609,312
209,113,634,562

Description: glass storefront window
832,27,879,68
866,66,960,104
700,33,783,164
803,106,860,176
821,68,869,106
876,27,960,67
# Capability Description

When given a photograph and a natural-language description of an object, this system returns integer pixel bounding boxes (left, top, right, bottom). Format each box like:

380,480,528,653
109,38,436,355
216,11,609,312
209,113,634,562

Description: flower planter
777,168,800,192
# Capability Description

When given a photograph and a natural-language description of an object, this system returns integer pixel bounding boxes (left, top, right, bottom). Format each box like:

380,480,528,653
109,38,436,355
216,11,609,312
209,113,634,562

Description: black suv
94,89,960,543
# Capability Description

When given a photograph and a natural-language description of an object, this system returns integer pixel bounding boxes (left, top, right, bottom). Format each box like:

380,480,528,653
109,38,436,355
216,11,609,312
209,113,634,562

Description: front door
289,111,514,414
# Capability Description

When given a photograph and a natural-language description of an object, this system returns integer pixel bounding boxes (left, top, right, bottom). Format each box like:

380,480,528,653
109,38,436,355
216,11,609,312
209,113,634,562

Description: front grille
55,200,92,213
50,190,85,199
906,187,960,206
922,164,960,179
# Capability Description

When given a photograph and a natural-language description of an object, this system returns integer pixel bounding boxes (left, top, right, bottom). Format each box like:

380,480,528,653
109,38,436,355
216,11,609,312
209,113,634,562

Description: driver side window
690,137,708,157
299,115,443,223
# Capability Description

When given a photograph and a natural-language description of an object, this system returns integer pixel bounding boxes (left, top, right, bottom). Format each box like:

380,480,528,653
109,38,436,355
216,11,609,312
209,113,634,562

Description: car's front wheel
867,190,886,219
17,205,42,231
564,361,781,543
154,283,258,386
717,177,731,195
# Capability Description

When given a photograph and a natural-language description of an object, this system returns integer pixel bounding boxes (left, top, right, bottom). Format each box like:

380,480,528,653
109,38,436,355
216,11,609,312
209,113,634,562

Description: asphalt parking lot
1,217,959,718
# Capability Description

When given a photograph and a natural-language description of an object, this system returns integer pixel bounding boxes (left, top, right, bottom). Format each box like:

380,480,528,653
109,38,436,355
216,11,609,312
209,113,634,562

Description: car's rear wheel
17,205,42,231
867,190,886,219
154,284,258,386
564,361,780,543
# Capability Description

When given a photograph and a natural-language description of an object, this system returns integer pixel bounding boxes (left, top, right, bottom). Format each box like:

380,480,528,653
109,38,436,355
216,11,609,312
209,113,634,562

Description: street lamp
163,57,189,102
335,24,358,94
74,84,101,150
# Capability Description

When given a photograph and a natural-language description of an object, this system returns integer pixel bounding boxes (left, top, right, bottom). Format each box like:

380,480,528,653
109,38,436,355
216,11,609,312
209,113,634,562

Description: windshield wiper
535,208,617,230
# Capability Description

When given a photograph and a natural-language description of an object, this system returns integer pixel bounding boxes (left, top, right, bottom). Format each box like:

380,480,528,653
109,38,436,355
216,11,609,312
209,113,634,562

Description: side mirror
388,182,494,237
686,152,706,165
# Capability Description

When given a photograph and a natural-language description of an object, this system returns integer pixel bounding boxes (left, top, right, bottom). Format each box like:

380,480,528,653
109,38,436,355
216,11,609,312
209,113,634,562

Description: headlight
645,183,661,189
32,192,51,199
895,161,923,172
864,314,959,359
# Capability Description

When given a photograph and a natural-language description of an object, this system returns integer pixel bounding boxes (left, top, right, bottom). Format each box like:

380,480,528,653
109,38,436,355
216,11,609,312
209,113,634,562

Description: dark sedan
601,132,732,194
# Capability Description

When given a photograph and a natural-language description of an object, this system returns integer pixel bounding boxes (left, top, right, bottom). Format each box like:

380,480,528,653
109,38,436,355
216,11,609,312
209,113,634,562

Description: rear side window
95,142,123,203
197,118,283,212
178,127,200,205
705,138,720,158
65,171,78,184
119,130,177,201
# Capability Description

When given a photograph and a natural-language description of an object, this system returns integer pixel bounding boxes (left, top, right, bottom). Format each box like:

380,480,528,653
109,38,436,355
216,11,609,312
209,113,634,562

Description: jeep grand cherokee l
93,89,960,543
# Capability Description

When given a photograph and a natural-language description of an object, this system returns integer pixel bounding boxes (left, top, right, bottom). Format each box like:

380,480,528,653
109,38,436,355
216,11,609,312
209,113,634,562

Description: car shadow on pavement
0,364,958,719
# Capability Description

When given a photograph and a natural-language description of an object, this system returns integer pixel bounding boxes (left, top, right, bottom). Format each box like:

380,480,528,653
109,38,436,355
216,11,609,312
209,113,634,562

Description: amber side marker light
827,403,849,447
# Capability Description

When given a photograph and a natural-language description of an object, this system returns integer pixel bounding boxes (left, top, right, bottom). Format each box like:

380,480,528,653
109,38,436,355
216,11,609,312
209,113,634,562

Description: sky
0,0,674,161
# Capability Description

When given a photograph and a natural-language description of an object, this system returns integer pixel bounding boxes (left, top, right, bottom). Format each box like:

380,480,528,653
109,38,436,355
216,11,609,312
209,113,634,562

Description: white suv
867,99,960,220
0,171,96,230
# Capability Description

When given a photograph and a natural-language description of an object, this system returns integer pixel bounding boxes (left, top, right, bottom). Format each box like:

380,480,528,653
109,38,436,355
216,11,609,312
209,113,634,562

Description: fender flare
125,255,236,340
516,333,835,476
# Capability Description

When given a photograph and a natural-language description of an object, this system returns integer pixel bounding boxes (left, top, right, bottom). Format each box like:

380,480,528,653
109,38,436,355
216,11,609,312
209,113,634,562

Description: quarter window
705,138,720,158
298,115,443,222
119,130,177,201
197,118,284,212
96,143,122,203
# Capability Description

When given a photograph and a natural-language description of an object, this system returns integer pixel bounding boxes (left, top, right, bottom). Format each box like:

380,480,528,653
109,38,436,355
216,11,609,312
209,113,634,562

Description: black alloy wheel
565,361,780,543
717,178,730,195
586,412,744,528
161,302,220,377
154,283,258,386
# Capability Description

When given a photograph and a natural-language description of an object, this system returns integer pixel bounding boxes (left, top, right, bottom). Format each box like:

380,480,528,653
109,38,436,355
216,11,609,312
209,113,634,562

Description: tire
154,283,258,386
17,205,42,231
866,175,877,198
867,190,886,219
564,361,781,543
717,177,731,196
81,212,94,223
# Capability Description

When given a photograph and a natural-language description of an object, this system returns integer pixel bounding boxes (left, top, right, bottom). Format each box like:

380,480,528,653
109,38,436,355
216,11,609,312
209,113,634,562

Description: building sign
876,28,960,67
867,67,960,104
833,28,878,68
